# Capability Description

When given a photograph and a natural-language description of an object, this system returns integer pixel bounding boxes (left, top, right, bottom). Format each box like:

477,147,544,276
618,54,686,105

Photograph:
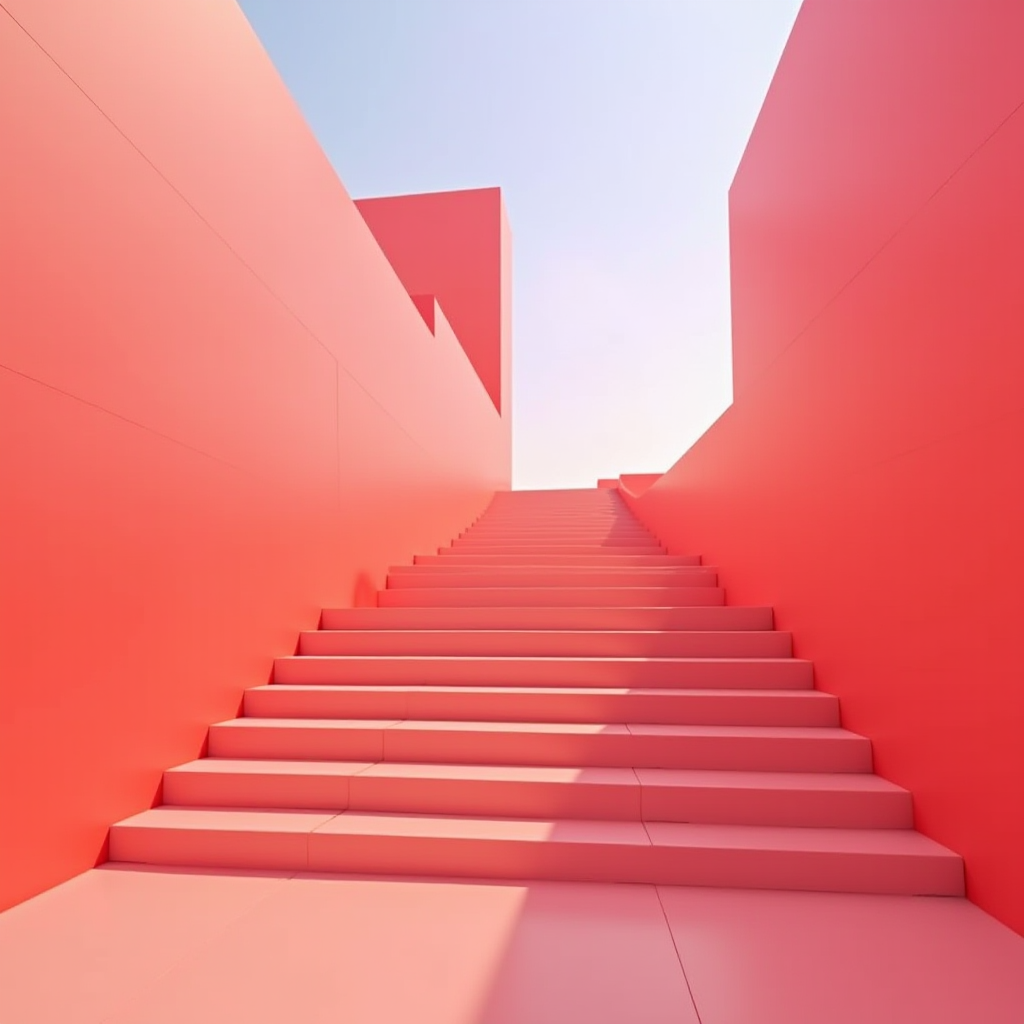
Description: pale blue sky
237,0,802,488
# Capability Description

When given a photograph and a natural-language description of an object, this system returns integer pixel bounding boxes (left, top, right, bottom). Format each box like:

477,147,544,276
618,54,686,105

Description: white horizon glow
238,0,803,488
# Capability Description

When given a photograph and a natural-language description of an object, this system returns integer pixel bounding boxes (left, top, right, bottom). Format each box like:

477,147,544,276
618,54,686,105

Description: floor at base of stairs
1,865,1021,1024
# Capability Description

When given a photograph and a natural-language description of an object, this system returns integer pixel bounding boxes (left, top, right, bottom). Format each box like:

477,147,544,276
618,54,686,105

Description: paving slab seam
653,883,705,1024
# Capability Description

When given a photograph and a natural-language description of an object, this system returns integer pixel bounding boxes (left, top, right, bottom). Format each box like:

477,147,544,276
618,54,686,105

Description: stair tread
213,717,860,739
413,555,700,564
644,820,955,856
115,807,335,831
169,758,376,776
323,605,769,612
319,606,775,631
280,655,806,665
216,717,402,730
393,562,700,568
377,587,726,607
273,655,813,688
300,634,792,657
450,535,660,538
318,814,649,843
442,549,668,554
114,806,955,858
419,573,699,580
302,629,775,638
169,758,905,793
388,586,716,593
249,684,828,697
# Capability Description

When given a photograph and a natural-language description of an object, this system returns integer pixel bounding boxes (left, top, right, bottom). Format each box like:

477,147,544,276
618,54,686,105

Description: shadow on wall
621,0,1024,936
352,572,378,609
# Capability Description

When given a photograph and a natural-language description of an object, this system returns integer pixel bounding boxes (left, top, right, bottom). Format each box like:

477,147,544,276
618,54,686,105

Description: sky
237,0,803,489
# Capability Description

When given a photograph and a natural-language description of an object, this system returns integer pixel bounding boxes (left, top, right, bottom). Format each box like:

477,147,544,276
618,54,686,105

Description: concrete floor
1,865,1022,1024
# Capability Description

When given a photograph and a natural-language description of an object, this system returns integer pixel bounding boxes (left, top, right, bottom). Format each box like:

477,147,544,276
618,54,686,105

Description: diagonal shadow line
742,97,1024,396
654,880,706,1024
0,361,250,477
0,2,440,462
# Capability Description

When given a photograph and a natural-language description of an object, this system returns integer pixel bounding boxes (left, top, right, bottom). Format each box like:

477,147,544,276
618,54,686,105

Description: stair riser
382,731,871,773
480,513,627,519
468,522,647,531
466,520,651,527
440,546,667,555
640,786,912,829
308,836,962,894
207,724,385,763
377,587,725,608
481,515,631,520
479,520,638,524
320,607,775,631
466,516,650,524
297,631,791,658
413,554,699,566
163,770,352,811
475,509,634,515
487,498,622,504
244,688,838,726
465,530,651,538
396,564,699,577
452,536,660,548
107,828,963,896
164,773,639,820
470,510,636,516
208,727,869,772
273,657,812,689
477,507,630,516
489,492,621,495
385,571,717,589
460,528,651,536
163,771,911,828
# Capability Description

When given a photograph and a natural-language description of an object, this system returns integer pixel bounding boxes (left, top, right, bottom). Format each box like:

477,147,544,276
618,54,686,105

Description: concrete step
243,684,837,727
412,553,700,566
384,569,718,590
377,586,725,607
319,605,774,631
272,655,812,689
297,628,790,658
206,718,869,772
162,760,911,828
109,807,962,895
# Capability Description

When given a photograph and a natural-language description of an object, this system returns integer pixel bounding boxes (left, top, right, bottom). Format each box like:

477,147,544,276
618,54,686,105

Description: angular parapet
356,188,512,416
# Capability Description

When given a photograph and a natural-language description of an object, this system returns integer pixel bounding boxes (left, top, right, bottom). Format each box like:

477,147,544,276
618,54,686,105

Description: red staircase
110,489,964,895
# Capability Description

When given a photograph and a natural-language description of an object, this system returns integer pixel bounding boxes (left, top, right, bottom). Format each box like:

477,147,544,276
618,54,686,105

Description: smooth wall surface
0,0,509,912
626,0,1024,933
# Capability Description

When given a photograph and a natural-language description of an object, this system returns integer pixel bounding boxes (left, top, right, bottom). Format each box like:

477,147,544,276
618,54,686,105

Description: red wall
0,0,509,912
356,189,513,417
626,0,1024,933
